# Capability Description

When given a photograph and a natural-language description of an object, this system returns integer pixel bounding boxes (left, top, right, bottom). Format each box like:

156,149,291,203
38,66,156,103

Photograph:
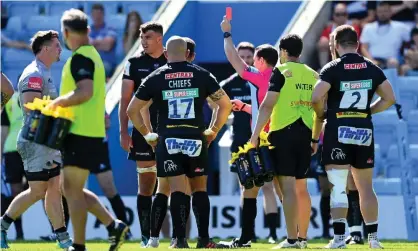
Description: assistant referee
250,34,323,249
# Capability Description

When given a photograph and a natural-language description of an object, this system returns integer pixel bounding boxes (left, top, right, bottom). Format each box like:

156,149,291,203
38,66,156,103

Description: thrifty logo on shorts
340,79,372,91
336,112,368,118
162,88,199,100
165,138,202,157
338,126,372,146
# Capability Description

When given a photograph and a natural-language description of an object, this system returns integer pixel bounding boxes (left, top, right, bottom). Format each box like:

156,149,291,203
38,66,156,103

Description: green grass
3,239,418,250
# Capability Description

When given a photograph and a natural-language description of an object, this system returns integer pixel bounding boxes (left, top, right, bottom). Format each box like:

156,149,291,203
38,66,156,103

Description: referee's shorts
268,118,312,179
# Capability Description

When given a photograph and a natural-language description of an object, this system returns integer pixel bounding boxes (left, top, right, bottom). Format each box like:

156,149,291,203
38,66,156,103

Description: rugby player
120,21,167,247
1,73,14,110
127,36,232,248
1,93,25,240
48,9,128,251
0,30,72,249
312,24,396,249
218,16,279,248
220,41,280,243
249,34,322,249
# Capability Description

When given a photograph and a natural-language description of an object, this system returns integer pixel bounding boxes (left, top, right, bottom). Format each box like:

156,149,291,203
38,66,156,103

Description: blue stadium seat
410,145,418,177
372,111,399,156
2,48,33,68
373,178,402,195
46,1,83,16
84,2,120,15
386,144,401,178
398,76,418,99
106,15,127,33
2,67,23,89
115,37,125,63
123,1,159,21
374,144,383,177
408,111,418,144
26,16,61,35
3,16,23,35
399,93,417,120
6,2,41,19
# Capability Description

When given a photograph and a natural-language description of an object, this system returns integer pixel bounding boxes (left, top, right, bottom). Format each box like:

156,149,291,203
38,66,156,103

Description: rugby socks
137,194,152,241
332,218,347,242
366,221,378,241
150,193,168,238
192,191,210,238
170,192,190,239
109,194,128,224
348,190,363,238
1,214,14,231
239,198,257,244
320,194,331,237
265,213,278,239
106,220,116,232
14,216,23,239
62,197,70,228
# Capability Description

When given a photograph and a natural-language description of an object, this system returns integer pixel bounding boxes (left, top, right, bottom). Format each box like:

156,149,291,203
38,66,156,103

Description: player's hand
221,16,231,33
144,132,159,148
120,132,132,152
204,128,218,147
46,97,66,110
311,142,318,156
231,99,244,112
249,134,259,148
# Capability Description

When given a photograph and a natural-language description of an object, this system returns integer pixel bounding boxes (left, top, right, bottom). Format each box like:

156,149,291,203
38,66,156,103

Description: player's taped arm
371,80,396,114
252,91,279,138
209,88,232,133
1,73,14,109
127,97,151,136
312,80,331,120
55,55,95,107
224,37,248,76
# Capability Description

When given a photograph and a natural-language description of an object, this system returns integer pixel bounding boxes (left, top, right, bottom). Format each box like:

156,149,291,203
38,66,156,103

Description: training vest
4,94,23,153
270,62,318,131
60,45,106,138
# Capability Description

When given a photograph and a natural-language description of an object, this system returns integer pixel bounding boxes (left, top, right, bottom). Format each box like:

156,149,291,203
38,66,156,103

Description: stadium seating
46,1,83,16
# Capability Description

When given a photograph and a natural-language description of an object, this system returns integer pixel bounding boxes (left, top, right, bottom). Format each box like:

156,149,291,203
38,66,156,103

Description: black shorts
62,133,105,172
268,119,312,179
155,134,208,178
90,141,112,174
128,128,155,162
321,122,374,169
25,167,60,182
3,151,25,183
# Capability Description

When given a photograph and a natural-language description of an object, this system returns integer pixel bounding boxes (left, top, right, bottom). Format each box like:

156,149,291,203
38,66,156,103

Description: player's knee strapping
137,165,157,173
326,169,349,208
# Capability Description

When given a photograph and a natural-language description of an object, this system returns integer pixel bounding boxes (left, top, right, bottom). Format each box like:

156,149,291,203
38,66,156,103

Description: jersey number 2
168,98,195,119
340,90,367,109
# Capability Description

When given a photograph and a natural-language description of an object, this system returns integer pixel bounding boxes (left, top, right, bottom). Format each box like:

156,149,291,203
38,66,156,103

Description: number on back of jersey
339,80,372,110
162,88,199,120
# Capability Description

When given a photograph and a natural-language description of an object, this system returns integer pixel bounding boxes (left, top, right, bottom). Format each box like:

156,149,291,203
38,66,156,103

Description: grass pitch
3,239,418,250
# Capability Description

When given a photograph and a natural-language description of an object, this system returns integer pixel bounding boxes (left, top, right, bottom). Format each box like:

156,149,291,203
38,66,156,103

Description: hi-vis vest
270,62,318,131
60,45,106,137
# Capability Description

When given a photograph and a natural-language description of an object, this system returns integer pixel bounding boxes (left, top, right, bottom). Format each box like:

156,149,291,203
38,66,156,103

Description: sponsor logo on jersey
165,72,194,79
162,88,199,100
340,79,372,91
338,126,372,146
233,95,251,101
336,112,368,118
290,100,312,108
164,160,178,173
28,77,42,90
165,138,202,157
295,83,313,90
344,62,367,70
284,70,292,78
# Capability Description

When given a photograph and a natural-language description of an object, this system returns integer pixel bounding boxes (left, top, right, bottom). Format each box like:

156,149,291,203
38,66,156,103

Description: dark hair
378,1,391,8
279,34,303,58
123,11,143,43
183,37,196,55
237,42,255,54
140,21,163,35
30,30,59,55
61,8,89,34
334,24,358,48
92,3,104,12
254,44,278,66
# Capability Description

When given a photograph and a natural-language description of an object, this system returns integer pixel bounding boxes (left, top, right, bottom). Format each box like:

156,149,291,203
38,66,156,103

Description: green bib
60,45,105,138
4,94,23,153
270,62,318,131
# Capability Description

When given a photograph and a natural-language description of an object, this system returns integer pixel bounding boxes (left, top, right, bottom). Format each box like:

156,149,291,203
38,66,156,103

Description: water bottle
259,146,274,182
33,110,53,144
45,107,73,150
247,147,265,187
236,153,254,190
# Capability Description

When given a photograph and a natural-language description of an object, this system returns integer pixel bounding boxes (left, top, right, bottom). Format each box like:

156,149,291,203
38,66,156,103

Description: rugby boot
108,220,129,251
196,237,218,248
271,239,300,249
169,238,189,249
145,237,159,248
1,230,9,249
56,231,73,249
217,238,251,248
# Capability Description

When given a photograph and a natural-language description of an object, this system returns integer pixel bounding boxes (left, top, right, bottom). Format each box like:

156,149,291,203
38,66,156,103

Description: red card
28,77,42,90
226,7,232,20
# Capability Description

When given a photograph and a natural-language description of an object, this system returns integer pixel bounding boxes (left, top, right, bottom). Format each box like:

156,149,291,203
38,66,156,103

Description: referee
49,9,128,251
250,34,323,249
